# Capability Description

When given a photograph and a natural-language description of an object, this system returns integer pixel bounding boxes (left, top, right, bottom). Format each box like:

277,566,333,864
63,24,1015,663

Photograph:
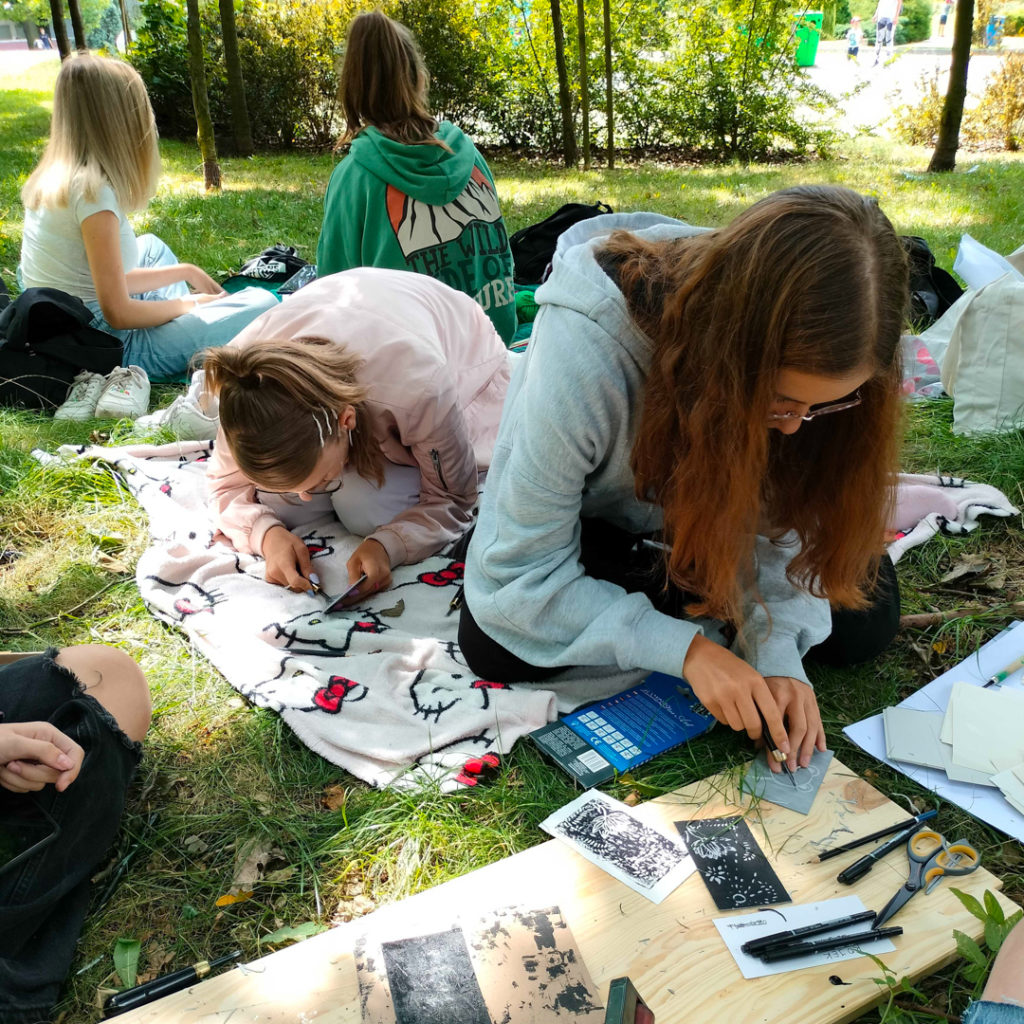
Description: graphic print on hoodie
317,122,516,344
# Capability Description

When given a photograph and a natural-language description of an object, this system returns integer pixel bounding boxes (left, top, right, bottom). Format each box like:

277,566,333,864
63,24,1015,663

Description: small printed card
540,790,695,904
714,895,897,979
677,817,790,911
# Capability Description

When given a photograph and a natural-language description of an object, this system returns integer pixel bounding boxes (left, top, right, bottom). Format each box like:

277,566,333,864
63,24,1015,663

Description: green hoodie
316,122,516,344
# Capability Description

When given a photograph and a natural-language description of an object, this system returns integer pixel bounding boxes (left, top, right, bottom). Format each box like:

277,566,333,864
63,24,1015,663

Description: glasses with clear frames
767,389,863,423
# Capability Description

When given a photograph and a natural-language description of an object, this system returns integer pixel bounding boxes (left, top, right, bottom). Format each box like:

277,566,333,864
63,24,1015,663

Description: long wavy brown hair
605,185,907,624
203,337,384,490
337,11,446,150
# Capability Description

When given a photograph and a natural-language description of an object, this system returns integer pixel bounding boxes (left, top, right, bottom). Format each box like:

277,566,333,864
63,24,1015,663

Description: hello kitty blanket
61,440,641,791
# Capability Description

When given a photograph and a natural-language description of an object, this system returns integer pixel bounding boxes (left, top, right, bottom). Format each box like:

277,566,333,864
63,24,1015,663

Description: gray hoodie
464,214,831,684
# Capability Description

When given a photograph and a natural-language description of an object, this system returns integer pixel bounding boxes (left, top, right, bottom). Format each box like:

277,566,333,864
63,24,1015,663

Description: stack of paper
845,622,1024,844
882,683,1024,796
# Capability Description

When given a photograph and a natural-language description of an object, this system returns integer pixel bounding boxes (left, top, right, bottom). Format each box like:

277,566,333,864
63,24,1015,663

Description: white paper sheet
845,623,1024,843
949,684,1024,774
540,790,696,904
714,896,897,979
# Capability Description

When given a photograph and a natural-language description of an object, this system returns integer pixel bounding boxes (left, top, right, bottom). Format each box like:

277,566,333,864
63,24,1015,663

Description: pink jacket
207,268,510,566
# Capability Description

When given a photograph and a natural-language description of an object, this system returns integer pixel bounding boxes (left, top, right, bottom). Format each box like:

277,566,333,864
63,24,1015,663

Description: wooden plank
116,758,1017,1023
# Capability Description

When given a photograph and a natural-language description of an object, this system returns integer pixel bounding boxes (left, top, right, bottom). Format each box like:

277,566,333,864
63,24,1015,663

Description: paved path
807,34,1023,136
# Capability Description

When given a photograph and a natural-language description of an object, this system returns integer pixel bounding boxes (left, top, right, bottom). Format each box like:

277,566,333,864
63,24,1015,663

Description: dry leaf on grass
322,783,347,811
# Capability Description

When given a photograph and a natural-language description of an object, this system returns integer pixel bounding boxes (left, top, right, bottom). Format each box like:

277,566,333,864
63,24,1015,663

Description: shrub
964,53,1024,150
893,68,944,146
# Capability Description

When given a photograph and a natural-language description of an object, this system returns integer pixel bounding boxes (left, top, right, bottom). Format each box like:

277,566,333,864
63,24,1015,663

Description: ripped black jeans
0,650,141,1024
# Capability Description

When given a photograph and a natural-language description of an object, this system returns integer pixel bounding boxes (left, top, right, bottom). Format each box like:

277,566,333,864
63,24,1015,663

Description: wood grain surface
116,757,1018,1023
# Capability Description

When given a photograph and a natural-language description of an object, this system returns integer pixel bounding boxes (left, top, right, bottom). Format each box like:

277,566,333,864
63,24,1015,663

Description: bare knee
56,645,152,744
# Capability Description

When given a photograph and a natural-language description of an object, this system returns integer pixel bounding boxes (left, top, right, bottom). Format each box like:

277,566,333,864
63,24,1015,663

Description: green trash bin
793,11,823,66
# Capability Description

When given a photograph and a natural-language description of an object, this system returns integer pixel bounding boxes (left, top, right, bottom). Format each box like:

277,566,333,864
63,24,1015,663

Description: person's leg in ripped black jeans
0,646,150,1024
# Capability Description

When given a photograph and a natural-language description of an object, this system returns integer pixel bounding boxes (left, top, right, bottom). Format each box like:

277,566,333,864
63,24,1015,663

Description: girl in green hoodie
316,12,517,345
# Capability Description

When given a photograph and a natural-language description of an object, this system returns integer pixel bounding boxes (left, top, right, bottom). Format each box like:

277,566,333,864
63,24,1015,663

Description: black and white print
541,790,695,904
678,816,791,911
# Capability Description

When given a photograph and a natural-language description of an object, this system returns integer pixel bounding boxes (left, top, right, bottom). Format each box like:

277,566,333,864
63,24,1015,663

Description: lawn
2,56,1024,1023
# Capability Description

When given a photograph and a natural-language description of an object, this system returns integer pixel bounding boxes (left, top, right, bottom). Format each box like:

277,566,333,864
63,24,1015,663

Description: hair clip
312,407,336,448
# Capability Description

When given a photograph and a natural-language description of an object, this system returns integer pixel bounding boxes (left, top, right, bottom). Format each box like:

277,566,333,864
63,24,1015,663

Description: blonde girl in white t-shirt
19,54,275,382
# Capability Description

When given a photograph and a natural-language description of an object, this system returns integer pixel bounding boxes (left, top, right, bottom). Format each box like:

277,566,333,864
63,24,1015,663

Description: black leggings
458,519,900,682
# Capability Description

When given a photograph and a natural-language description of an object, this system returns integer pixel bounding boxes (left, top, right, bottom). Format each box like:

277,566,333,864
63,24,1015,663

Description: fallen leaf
230,837,287,893
622,791,640,806
322,783,347,811
259,921,327,947
215,890,254,907
932,639,947,655
940,554,993,584
183,835,209,856
264,865,296,884
95,550,131,574
378,599,405,617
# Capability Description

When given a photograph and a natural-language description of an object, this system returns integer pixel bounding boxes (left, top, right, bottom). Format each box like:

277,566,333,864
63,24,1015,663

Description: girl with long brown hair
315,11,517,344
460,185,908,772
203,268,509,602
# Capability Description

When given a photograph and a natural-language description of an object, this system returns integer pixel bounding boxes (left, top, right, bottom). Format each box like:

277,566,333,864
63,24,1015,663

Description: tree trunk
219,0,254,156
603,0,613,168
48,0,70,57
186,0,222,189
118,0,131,46
576,0,590,169
66,0,86,49
928,0,975,171
550,0,578,167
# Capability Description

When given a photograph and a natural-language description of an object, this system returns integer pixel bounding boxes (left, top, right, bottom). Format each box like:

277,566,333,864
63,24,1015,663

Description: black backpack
901,236,964,330
510,202,613,285
0,288,123,410
235,244,308,283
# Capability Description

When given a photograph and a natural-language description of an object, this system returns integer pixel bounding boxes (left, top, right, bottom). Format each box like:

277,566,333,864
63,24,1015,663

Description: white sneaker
54,370,106,421
135,370,219,439
95,365,151,419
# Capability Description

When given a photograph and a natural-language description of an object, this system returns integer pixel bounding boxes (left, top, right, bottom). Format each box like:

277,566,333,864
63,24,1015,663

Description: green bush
893,68,944,145
130,0,837,161
895,54,1024,152
1002,3,1024,35
964,53,1024,150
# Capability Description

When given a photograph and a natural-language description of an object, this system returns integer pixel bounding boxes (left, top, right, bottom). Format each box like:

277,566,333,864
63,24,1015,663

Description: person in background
0,646,150,1023
873,0,903,64
316,11,517,346
847,16,863,61
460,186,906,774
203,268,509,603
19,54,276,417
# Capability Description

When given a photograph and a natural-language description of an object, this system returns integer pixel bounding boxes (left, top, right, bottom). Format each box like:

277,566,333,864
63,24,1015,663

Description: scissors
874,829,980,928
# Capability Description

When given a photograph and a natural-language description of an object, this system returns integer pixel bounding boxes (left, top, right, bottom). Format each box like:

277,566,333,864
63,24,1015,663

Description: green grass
3,58,1024,1023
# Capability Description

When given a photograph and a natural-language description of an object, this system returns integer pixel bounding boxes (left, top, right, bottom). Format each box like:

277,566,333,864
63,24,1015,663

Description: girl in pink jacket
202,267,509,603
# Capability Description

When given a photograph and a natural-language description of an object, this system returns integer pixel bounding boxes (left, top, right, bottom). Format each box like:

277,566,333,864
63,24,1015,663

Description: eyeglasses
767,389,862,423
257,476,344,497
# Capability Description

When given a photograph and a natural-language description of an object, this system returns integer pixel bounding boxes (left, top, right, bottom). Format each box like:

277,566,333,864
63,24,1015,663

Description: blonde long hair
22,53,160,213
203,337,385,490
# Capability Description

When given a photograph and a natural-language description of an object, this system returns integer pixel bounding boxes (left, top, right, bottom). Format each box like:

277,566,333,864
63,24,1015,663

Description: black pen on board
740,910,878,956
816,808,938,863
757,926,903,963
836,823,921,885
103,950,242,1016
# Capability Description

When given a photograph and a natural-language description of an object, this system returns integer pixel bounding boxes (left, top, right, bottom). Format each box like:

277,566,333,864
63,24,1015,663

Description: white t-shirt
20,182,139,304
875,0,900,20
